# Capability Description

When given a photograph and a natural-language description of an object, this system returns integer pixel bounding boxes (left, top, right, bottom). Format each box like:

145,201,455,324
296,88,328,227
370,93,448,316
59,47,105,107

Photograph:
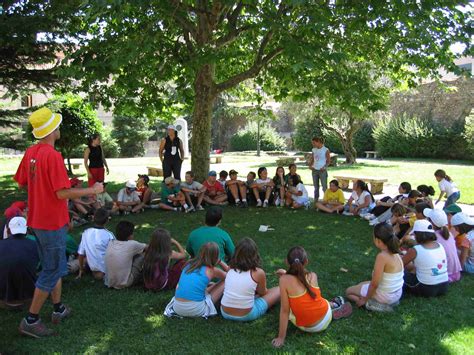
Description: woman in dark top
84,133,109,187
159,125,184,181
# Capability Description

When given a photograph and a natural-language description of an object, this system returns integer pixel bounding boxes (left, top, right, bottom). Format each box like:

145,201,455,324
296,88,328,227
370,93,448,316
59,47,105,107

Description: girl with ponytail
434,169,460,208
272,247,352,348
345,223,404,312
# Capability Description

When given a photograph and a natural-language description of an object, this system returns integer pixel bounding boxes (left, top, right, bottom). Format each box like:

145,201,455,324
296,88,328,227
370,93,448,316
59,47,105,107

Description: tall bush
230,122,286,151
463,110,474,157
373,114,470,159
112,115,152,157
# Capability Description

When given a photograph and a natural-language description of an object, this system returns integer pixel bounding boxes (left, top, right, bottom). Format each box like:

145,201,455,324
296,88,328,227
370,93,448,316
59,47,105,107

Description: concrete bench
276,156,296,166
364,151,380,159
209,154,223,164
333,175,388,194
147,167,164,177
65,161,82,170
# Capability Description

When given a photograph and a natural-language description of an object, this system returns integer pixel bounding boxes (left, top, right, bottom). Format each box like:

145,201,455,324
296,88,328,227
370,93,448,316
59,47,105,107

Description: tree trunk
341,133,357,164
191,64,217,181
66,156,73,175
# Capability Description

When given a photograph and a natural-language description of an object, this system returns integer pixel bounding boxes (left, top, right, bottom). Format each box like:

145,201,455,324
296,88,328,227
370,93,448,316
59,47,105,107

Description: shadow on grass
249,161,399,171
0,202,472,353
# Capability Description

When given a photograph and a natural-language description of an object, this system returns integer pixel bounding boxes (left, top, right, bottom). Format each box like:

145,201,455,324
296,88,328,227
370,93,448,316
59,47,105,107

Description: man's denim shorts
32,225,68,293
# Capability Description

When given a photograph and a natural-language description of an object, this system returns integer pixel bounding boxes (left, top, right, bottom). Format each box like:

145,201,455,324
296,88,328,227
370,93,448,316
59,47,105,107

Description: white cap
423,208,448,228
9,216,27,235
167,124,176,131
125,180,137,189
412,219,435,234
451,212,474,227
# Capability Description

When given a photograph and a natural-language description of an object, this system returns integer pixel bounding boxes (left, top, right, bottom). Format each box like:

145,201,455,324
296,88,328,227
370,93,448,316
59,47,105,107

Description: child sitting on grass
251,167,275,208
285,176,310,209
389,204,411,240
135,174,154,210
424,208,461,282
105,221,147,289
221,238,280,322
417,185,435,208
451,213,474,274
272,166,286,207
434,169,460,208
315,179,345,213
272,246,352,348
159,177,190,212
402,220,449,297
226,169,248,207
165,242,229,318
343,180,375,216
181,171,206,211
203,171,228,206
245,171,257,205
76,208,115,280
143,228,187,291
112,180,141,215
346,223,404,312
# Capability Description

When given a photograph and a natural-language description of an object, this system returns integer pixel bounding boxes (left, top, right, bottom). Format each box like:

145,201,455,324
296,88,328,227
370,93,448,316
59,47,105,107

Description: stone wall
390,77,473,126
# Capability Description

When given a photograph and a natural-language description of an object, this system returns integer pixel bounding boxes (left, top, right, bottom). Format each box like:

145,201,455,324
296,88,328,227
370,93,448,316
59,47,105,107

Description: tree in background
63,1,470,180
24,94,103,173
112,116,152,158
0,0,79,148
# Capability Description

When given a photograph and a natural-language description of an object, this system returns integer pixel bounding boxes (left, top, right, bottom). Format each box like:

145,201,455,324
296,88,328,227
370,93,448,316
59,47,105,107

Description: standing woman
159,125,184,181
84,133,109,187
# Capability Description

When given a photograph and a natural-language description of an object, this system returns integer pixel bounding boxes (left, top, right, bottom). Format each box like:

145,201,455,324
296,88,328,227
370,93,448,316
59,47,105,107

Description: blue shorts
221,297,269,322
464,261,474,274
33,225,68,293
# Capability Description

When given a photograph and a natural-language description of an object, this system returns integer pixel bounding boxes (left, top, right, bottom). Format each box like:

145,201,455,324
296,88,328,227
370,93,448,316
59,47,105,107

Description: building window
20,95,33,107
458,63,472,73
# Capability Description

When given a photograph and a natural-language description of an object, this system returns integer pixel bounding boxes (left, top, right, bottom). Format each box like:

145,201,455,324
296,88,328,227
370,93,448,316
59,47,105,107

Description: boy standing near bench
309,137,331,203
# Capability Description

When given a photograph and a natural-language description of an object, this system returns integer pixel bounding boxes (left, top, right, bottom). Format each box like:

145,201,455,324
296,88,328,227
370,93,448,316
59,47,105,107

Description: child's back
78,226,114,273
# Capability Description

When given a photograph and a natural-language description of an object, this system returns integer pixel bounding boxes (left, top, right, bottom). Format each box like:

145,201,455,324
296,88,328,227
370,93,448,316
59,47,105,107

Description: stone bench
65,161,82,170
364,150,380,159
333,175,388,194
147,166,164,177
209,154,223,164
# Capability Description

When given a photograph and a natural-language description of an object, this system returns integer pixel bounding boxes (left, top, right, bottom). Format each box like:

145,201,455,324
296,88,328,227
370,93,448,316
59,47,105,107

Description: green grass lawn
0,162,473,353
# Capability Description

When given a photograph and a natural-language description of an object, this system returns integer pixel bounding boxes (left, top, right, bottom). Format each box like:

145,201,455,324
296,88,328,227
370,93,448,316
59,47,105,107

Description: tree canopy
60,0,471,179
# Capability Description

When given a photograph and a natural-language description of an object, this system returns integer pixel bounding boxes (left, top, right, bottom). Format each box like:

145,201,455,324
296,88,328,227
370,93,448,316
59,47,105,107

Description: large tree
64,0,471,180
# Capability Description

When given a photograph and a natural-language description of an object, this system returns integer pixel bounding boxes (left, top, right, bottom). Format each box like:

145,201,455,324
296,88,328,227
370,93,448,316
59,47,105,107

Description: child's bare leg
315,202,333,213
228,184,239,201
196,192,205,206
264,187,272,201
203,195,219,205
345,282,369,303
239,185,247,200
184,192,194,207
252,187,260,201
159,203,176,211
209,281,226,305
92,271,105,280
132,202,145,213
215,194,228,203
262,286,280,308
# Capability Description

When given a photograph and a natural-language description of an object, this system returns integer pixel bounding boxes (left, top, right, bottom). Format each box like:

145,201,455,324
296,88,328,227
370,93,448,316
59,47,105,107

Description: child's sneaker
363,213,376,221
342,211,353,216
365,299,394,312
369,218,379,226
19,318,56,338
256,200,263,207
185,206,194,213
196,205,204,211
330,296,345,309
240,201,248,208
280,200,285,207
263,201,269,208
51,304,72,324
332,302,352,320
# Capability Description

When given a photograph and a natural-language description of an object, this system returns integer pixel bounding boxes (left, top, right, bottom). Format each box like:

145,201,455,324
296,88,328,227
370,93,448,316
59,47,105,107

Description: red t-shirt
203,180,224,194
14,143,71,230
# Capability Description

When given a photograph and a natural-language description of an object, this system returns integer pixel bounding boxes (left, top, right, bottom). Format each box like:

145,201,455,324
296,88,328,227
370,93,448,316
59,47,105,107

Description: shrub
101,127,121,158
230,122,286,151
463,110,474,157
373,114,470,160
112,115,152,157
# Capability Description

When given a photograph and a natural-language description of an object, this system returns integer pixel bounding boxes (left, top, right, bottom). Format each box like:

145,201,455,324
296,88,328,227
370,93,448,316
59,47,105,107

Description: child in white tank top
346,223,404,312
221,238,280,322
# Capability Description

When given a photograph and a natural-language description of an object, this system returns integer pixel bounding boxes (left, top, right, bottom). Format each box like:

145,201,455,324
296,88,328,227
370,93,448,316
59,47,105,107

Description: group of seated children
2,193,473,347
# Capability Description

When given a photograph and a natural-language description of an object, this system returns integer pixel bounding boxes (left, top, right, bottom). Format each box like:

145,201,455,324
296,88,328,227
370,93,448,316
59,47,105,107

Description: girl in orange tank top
272,247,353,348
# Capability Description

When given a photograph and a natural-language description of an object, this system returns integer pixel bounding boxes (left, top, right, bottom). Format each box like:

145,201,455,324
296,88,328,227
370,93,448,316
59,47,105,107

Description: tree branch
169,0,197,40
215,46,283,93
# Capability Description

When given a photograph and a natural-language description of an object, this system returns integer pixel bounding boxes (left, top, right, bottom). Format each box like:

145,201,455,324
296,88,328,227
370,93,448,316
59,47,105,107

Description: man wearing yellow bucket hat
14,107,104,338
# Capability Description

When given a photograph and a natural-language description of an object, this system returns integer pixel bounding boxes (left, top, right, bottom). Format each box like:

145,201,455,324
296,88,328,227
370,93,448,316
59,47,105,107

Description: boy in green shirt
159,177,190,212
186,207,235,262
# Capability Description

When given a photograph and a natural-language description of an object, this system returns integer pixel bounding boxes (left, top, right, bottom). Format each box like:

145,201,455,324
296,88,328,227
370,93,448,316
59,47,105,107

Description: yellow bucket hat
29,107,62,139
